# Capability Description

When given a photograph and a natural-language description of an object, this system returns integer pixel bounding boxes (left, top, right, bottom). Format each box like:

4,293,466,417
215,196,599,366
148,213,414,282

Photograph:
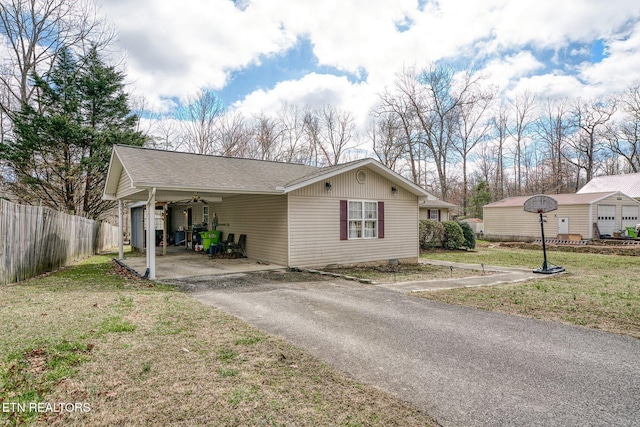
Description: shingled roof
484,192,621,208
104,145,431,200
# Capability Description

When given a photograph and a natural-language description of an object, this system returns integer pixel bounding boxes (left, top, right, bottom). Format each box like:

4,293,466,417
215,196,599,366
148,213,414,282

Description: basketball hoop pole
524,194,564,274
539,212,548,271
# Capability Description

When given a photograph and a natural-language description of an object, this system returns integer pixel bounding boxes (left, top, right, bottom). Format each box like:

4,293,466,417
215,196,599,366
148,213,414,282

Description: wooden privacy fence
0,199,119,285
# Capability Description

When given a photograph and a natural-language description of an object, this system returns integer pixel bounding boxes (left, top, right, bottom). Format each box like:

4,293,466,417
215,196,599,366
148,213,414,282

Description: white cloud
98,0,297,106
233,73,377,129
480,51,545,95
92,0,640,116
579,21,640,91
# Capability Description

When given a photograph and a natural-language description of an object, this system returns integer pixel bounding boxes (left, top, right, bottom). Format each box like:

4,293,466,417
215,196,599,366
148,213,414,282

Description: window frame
203,205,209,225
429,209,439,221
348,200,378,240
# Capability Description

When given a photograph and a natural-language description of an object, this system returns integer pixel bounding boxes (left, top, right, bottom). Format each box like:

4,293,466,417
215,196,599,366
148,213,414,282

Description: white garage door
621,205,639,230
597,205,616,236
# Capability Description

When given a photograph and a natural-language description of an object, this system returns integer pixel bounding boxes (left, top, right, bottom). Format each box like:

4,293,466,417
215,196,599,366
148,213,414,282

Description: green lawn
418,244,640,338
0,255,434,426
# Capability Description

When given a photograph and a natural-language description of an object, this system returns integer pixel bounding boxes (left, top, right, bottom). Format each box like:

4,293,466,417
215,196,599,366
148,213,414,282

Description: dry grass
417,243,640,338
0,255,435,426
327,263,488,283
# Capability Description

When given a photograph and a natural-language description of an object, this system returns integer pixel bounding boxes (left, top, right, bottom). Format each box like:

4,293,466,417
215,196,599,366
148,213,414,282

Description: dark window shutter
438,209,441,222
378,201,385,239
340,200,348,240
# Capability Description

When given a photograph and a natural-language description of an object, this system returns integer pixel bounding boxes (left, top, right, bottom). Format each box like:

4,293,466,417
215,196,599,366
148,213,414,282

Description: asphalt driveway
175,272,640,427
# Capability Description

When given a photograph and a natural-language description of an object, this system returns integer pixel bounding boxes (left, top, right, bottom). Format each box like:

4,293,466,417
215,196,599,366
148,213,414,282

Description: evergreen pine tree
2,47,145,219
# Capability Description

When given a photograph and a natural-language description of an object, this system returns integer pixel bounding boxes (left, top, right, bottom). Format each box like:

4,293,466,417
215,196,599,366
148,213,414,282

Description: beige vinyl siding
550,205,592,237
116,168,144,199
290,167,415,201
288,167,419,267
168,205,208,231
289,196,418,266
484,205,592,239
484,206,541,239
208,195,288,265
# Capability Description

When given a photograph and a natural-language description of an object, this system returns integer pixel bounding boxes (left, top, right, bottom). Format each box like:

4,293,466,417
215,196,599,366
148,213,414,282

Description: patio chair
233,234,247,257
224,234,246,258
221,233,235,253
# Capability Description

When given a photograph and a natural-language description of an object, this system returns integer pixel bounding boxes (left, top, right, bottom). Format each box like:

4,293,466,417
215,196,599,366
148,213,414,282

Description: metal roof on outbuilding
577,173,640,198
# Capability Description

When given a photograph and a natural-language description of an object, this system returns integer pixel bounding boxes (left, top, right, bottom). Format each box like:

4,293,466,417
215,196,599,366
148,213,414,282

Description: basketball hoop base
533,265,565,274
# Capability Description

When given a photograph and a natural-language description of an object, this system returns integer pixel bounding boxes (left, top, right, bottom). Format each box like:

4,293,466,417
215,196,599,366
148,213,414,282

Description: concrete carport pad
118,246,286,280
180,271,640,427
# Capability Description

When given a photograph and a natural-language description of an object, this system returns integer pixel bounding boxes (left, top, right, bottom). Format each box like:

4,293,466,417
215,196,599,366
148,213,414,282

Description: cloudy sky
96,0,640,125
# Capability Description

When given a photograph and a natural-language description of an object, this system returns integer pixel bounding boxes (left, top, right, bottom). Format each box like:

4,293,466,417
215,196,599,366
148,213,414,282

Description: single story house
483,192,640,241
578,173,640,200
103,145,431,279
418,198,458,222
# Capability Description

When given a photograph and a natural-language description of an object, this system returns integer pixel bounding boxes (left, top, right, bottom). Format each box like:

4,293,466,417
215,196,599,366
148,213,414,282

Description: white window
348,201,377,239
203,206,209,225
429,209,439,220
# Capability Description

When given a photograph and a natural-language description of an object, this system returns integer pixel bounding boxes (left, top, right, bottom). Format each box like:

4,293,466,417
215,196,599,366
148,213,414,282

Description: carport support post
118,199,124,259
146,188,156,280
163,203,167,256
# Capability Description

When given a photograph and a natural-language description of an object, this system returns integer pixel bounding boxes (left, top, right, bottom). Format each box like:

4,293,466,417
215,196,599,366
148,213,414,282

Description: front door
558,217,569,235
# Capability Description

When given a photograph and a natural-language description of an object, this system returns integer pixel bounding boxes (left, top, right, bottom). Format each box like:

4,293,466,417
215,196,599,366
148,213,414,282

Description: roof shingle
115,145,318,192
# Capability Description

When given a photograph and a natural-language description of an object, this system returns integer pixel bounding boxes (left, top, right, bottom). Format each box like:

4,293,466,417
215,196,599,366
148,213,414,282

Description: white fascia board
589,191,639,205
102,148,121,199
103,148,136,200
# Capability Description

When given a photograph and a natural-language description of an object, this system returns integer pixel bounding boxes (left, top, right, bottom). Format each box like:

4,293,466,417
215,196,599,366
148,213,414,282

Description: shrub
458,221,476,249
419,220,444,249
442,221,465,250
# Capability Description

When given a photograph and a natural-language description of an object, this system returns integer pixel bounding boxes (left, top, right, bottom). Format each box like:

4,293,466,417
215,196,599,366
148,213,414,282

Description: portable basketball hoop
523,195,565,274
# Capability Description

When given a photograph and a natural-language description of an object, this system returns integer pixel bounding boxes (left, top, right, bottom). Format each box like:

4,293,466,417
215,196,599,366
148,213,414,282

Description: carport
118,245,284,280
102,146,315,279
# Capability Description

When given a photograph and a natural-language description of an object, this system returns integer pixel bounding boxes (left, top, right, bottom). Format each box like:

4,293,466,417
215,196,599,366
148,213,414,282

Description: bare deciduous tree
536,98,571,193
177,89,224,155
508,91,537,195
217,110,251,157
250,112,284,161
367,112,404,170
566,97,617,186
609,85,640,172
452,71,496,213
0,0,111,116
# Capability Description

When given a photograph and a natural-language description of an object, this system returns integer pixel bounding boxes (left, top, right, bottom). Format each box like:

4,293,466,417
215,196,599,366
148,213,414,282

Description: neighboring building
483,192,640,241
460,218,484,234
419,198,458,222
578,173,640,200
103,145,431,278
